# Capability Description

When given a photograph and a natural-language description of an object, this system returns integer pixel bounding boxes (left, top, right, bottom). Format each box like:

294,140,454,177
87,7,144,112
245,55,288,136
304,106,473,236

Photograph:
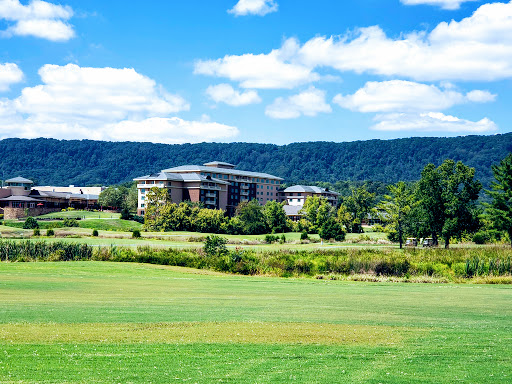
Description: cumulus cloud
206,84,261,106
400,0,478,10
194,39,319,89
0,62,23,91
228,0,278,16
0,0,74,41
333,80,495,113
372,112,497,133
198,2,512,84
265,87,332,119
0,64,239,144
465,89,497,103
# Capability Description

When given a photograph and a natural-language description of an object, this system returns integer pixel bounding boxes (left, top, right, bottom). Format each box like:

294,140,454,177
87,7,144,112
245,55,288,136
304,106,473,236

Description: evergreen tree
485,153,512,246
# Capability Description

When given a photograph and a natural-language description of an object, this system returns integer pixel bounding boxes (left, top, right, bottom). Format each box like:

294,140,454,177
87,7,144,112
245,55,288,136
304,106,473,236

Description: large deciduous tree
263,200,288,233
486,153,512,247
377,182,416,249
416,160,481,248
341,185,375,233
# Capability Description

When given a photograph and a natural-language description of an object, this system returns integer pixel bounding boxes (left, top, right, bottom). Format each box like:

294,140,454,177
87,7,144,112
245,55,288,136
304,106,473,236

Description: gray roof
34,191,99,200
5,177,34,184
133,172,184,182
134,172,230,185
283,205,303,216
283,185,339,196
162,165,283,181
0,195,43,202
203,161,235,168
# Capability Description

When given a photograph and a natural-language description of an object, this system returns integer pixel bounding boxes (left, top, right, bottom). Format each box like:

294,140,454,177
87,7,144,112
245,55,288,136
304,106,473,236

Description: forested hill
0,134,510,187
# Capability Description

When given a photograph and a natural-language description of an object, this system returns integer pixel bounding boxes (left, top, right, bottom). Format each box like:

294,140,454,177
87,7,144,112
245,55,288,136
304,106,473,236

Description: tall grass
0,240,510,281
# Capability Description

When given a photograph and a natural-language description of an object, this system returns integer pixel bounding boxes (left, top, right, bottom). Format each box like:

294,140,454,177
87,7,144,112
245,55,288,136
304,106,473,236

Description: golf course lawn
0,262,510,383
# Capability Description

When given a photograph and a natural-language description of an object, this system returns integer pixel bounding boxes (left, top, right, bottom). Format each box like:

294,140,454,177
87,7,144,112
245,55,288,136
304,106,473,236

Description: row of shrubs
0,239,511,280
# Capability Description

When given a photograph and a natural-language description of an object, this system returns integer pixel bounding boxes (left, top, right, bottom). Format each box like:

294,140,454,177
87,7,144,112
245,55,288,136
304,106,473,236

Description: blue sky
0,0,510,144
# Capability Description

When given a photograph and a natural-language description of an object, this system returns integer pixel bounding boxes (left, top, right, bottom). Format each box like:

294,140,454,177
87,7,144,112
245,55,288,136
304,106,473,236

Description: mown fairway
0,262,510,383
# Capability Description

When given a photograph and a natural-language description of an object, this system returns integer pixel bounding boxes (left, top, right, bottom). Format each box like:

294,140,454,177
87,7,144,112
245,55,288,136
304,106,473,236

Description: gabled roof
5,177,34,184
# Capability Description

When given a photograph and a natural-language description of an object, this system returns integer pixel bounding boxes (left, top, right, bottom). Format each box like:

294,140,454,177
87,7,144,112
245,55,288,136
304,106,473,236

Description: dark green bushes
23,217,38,229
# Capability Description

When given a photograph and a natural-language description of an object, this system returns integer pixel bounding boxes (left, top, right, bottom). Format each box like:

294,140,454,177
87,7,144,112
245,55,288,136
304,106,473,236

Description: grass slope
0,262,510,383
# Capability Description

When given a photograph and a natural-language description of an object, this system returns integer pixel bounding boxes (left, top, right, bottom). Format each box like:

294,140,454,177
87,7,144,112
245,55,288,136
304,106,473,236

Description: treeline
0,240,510,282
0,134,510,187
143,154,512,247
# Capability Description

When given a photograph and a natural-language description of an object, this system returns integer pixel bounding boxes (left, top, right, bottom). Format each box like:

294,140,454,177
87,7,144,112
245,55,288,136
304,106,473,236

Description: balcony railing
205,192,217,198
240,191,249,196
204,199,217,205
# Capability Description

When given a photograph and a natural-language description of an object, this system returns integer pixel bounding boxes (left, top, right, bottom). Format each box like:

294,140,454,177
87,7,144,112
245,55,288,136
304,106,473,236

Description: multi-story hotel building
278,185,340,221
134,161,283,216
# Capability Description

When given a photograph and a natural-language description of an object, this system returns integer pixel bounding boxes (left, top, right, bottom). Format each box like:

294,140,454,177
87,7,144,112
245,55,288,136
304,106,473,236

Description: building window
140,210,145,215
141,189,145,193
141,204,145,208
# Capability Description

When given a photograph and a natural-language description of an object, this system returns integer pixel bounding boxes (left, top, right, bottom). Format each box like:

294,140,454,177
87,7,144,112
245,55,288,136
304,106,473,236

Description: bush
33,228,40,236
319,218,346,242
265,234,279,244
92,229,99,237
132,215,144,224
120,207,131,220
280,234,286,244
300,231,309,240
0,214,3,220
46,229,55,236
63,218,79,227
132,229,141,238
204,235,228,257
23,217,39,229
473,230,503,244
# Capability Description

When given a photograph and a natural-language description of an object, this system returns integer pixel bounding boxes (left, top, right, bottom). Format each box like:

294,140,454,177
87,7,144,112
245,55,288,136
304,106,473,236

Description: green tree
263,200,288,233
343,185,375,233
300,196,334,233
193,209,227,234
319,216,346,241
143,187,173,231
416,160,481,248
485,153,512,247
377,182,416,248
236,199,268,235
98,187,125,209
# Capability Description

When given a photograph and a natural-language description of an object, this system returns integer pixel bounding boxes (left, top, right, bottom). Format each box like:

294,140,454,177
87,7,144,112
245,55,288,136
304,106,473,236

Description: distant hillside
0,134,510,188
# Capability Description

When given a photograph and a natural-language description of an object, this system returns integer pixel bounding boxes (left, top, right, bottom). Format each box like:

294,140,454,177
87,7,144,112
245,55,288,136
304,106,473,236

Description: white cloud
0,0,74,41
0,62,23,91
199,2,512,84
298,1,512,82
265,87,332,119
107,118,240,144
206,84,261,106
400,0,478,10
194,39,319,89
0,64,239,144
465,89,497,103
333,80,495,113
372,112,497,133
228,0,278,16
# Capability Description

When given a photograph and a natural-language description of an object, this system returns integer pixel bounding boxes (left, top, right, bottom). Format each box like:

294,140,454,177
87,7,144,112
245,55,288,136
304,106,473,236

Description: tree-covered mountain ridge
1,134,510,188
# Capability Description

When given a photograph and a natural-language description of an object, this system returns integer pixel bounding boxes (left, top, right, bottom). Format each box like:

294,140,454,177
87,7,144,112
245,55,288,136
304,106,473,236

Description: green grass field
0,262,510,383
